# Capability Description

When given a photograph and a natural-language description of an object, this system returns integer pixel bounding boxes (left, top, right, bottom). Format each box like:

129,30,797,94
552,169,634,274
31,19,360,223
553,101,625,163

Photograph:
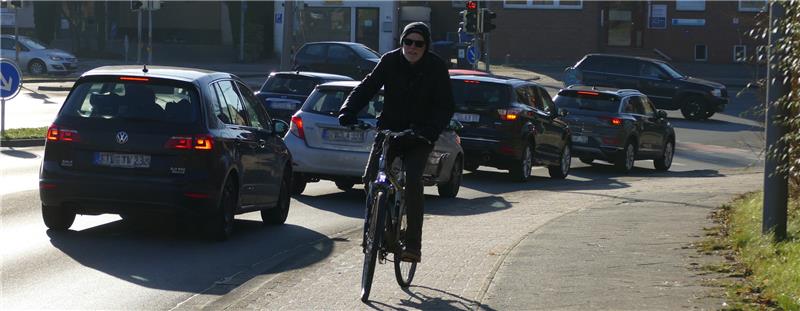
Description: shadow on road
363,285,496,311
293,189,365,219
47,219,334,295
668,117,763,133
1,148,39,159
426,195,512,216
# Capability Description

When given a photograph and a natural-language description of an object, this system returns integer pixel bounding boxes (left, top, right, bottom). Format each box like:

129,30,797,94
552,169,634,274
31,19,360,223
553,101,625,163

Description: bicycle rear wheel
361,190,387,302
394,202,417,287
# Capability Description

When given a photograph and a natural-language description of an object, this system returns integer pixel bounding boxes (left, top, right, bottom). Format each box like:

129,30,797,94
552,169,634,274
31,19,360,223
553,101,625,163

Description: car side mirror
657,110,668,119
273,119,289,136
447,119,464,131
558,108,569,117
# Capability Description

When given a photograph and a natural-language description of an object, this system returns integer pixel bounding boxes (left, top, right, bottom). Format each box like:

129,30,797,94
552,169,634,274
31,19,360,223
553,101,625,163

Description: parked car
292,41,381,80
553,86,676,173
39,65,292,240
450,75,572,182
563,54,728,120
0,34,78,75
284,81,465,198
256,71,353,123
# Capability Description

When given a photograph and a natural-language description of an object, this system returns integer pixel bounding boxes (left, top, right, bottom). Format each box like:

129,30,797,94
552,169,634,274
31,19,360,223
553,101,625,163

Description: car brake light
463,80,480,84
497,108,522,121
46,124,80,142
577,91,599,96
290,116,305,139
119,76,149,82
165,135,214,151
598,116,623,126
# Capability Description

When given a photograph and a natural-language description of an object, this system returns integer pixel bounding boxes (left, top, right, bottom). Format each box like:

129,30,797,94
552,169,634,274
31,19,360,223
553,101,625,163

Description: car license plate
270,101,296,110
571,135,588,144
324,129,365,143
453,113,480,123
94,152,151,168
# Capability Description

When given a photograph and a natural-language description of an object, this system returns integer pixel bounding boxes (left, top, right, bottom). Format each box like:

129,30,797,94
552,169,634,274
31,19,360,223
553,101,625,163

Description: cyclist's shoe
401,246,421,263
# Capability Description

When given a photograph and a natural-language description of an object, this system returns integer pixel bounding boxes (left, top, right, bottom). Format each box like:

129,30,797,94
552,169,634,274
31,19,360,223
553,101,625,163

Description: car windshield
658,62,685,79
18,37,48,50
554,92,621,113
351,44,380,59
261,75,318,95
302,88,382,118
60,78,201,124
450,80,511,108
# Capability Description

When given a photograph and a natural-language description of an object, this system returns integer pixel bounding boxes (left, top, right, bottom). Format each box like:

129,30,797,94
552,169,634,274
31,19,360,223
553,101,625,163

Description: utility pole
240,1,246,62
137,9,142,64
14,7,19,64
148,6,152,64
762,1,789,241
280,0,295,70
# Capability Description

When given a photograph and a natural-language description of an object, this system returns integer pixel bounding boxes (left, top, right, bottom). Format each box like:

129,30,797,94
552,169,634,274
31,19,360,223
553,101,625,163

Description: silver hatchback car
284,81,464,198
0,35,78,75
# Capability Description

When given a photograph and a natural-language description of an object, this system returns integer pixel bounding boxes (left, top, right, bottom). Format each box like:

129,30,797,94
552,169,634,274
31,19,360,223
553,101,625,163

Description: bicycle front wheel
361,189,387,302
394,202,417,288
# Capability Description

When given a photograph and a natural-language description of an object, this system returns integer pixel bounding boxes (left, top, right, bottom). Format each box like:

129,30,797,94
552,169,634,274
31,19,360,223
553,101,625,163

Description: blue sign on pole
466,46,477,65
1,59,23,100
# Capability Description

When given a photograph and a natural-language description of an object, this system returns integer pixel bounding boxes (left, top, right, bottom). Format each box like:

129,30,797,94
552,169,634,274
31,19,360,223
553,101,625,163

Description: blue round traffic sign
1,59,23,100
466,46,477,65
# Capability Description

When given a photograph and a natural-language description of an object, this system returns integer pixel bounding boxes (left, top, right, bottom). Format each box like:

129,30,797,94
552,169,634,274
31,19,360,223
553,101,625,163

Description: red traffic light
466,1,477,10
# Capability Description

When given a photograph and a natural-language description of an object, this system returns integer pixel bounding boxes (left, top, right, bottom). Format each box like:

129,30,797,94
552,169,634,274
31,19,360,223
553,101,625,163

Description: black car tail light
497,108,523,121
290,115,305,139
165,135,214,151
46,124,81,142
598,116,623,126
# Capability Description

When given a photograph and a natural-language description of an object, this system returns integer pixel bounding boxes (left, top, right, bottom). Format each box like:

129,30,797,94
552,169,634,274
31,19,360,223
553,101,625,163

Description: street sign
466,46,477,65
1,59,23,100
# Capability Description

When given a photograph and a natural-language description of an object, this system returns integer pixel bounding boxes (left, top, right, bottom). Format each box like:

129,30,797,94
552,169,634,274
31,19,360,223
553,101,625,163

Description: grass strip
1,127,48,140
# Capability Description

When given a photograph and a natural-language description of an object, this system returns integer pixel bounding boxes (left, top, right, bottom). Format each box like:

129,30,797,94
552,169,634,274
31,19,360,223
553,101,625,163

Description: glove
412,125,438,145
338,113,358,126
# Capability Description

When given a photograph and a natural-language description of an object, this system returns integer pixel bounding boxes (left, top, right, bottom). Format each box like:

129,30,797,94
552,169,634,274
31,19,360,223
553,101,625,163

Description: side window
626,96,646,115
211,83,234,124
515,87,532,107
621,97,636,114
328,45,354,62
614,58,638,76
537,87,556,114
639,62,665,79
639,96,656,117
301,44,326,58
527,86,544,111
216,80,249,126
1,38,15,50
578,56,602,71
235,81,269,129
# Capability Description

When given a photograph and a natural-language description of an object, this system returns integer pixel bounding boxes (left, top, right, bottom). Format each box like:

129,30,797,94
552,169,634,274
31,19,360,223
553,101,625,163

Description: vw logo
115,131,129,144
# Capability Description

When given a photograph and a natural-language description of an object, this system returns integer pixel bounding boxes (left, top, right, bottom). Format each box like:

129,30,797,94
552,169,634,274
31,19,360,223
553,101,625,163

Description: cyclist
338,22,454,263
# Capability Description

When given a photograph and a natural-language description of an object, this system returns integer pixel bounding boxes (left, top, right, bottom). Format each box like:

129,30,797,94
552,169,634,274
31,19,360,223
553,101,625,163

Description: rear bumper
572,144,623,161
284,135,368,178
459,136,522,168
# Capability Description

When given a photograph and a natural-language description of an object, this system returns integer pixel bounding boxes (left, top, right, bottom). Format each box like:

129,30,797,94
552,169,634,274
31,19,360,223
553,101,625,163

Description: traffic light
464,1,478,34
131,0,144,11
481,9,497,33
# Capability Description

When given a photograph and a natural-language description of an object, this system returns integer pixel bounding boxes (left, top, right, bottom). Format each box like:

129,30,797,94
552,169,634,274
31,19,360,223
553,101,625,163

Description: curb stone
0,139,46,148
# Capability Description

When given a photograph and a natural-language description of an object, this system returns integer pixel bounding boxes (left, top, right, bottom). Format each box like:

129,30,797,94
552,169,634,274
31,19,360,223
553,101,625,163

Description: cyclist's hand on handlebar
411,125,437,145
338,113,358,127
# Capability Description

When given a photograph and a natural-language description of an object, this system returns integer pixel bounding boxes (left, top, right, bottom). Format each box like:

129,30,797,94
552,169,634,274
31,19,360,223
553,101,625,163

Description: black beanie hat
400,22,431,51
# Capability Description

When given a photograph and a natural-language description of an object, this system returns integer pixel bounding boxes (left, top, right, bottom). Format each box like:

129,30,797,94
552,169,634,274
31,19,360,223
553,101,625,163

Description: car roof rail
616,89,641,94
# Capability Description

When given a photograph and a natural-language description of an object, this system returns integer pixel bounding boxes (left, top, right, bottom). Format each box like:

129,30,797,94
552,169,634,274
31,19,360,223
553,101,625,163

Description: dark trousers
364,133,433,251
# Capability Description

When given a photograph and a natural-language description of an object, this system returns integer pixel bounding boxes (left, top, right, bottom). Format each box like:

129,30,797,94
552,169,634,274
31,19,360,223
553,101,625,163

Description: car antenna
142,64,149,73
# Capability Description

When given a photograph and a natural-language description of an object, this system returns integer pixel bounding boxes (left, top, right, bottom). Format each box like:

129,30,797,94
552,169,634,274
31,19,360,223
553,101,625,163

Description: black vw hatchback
40,66,293,240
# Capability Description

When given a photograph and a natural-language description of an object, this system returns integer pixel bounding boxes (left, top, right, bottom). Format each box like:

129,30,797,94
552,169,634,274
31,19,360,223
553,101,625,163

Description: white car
0,35,78,75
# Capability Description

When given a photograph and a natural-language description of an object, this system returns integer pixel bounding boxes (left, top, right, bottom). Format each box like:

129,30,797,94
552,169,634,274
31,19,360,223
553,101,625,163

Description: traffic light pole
137,9,142,64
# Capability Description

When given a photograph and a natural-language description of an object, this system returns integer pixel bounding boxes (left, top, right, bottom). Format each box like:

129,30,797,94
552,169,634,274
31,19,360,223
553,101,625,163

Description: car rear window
261,75,318,95
554,91,621,113
60,77,200,124
451,80,511,108
302,88,382,118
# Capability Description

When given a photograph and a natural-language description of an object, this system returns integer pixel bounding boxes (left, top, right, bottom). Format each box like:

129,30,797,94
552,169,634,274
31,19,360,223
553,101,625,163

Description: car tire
680,95,708,121
42,204,75,231
291,173,307,195
28,59,47,75
509,144,533,182
615,141,636,173
262,175,291,225
548,144,571,179
437,156,463,198
335,181,355,191
207,178,237,241
654,140,675,171
704,110,716,119
579,157,594,165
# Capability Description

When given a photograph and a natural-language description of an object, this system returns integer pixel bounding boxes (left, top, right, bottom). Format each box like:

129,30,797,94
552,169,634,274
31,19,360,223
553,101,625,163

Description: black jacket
339,48,454,142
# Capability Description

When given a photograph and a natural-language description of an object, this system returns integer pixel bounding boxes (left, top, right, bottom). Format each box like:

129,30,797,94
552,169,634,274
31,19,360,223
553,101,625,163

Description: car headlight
711,88,722,97
49,55,64,61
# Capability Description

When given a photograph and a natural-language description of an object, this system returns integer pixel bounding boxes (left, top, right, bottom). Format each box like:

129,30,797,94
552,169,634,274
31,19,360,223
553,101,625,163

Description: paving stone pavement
171,167,761,310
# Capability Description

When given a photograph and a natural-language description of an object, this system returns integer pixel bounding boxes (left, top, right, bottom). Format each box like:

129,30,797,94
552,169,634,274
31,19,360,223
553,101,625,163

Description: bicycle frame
367,129,409,258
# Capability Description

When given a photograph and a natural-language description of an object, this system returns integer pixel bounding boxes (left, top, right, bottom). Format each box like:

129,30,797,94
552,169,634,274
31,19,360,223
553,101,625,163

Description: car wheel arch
28,58,47,72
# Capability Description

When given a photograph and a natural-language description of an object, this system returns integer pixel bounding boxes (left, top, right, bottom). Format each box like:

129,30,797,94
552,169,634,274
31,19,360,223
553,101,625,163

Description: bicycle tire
361,189,387,302
393,201,417,287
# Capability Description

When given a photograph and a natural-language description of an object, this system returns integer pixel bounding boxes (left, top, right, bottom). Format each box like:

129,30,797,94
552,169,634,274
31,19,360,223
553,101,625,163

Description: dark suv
40,66,292,240
451,75,572,181
256,71,353,123
564,54,728,120
292,41,381,79
554,86,676,173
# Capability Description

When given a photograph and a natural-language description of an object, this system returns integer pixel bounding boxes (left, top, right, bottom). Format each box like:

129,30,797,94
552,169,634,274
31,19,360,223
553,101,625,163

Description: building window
695,44,708,61
739,0,767,12
676,0,705,11
733,45,746,62
302,7,352,43
503,0,582,9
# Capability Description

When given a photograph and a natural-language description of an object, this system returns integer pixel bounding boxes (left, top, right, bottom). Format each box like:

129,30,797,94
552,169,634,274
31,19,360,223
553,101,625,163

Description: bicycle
359,126,425,302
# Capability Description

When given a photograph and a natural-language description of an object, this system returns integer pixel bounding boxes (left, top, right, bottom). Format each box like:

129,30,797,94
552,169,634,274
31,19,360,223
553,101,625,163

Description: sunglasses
402,38,426,48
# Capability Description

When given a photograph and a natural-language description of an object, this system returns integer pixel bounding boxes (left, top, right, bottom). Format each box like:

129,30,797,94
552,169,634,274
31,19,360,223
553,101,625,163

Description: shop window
739,0,767,12
302,7,352,43
733,45,746,63
676,0,705,11
608,9,633,46
695,44,707,61
503,0,582,9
